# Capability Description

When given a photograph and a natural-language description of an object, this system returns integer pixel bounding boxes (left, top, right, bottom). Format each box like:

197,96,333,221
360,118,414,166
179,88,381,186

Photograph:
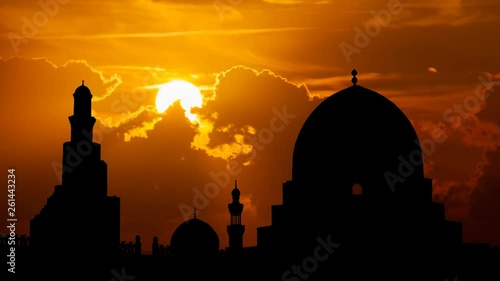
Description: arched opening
352,183,363,195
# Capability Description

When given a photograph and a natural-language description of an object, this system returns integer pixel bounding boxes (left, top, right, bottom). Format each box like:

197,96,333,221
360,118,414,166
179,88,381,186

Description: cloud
155,0,331,5
412,80,500,246
400,0,499,27
470,149,500,219
457,83,500,150
100,100,225,249
240,194,257,216
111,105,162,142
302,71,401,97
477,82,500,125
0,56,121,99
466,85,500,243
191,65,320,162
0,56,122,153
432,147,500,246
35,27,315,40
262,0,331,4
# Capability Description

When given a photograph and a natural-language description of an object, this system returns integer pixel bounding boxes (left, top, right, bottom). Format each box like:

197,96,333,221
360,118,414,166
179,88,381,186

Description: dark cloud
470,149,500,220
463,83,500,245
477,84,500,125
199,65,318,148
420,81,500,246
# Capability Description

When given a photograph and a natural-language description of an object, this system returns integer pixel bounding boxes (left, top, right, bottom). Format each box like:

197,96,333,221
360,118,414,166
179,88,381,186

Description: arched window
352,183,363,195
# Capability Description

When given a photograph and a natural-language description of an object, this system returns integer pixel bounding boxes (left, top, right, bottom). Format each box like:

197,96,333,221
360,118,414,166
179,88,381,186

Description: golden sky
1,0,500,253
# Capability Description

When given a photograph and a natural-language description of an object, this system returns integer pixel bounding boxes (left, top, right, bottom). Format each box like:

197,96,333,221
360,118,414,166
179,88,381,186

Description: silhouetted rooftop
74,80,92,97
170,217,220,258
292,74,423,197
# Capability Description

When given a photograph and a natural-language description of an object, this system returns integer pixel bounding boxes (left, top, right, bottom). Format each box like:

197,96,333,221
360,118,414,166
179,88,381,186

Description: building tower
30,81,120,273
256,70,464,280
227,180,245,255
62,80,107,197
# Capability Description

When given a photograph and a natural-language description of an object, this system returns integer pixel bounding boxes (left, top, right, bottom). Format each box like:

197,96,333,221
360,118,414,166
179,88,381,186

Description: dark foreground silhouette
2,73,499,281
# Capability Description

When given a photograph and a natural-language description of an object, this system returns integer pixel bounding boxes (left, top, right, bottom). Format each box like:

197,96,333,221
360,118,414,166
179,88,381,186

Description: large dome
170,218,220,258
292,79,423,199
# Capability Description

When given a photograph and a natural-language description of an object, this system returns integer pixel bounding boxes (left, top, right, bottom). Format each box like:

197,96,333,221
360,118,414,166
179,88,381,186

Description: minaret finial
235,180,237,189
82,80,84,86
351,69,358,86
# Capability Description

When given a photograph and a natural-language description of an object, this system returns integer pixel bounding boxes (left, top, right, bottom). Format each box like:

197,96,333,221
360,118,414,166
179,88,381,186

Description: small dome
232,186,240,197
170,218,219,258
74,81,92,97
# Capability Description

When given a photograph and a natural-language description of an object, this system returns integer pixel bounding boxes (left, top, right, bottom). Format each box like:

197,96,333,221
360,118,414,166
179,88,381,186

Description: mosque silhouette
2,70,499,280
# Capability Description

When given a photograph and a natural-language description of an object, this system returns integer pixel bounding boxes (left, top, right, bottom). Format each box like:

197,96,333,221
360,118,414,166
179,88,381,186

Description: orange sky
1,0,500,253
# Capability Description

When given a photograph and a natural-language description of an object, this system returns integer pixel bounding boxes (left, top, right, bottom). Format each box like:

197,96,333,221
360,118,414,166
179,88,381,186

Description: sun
155,80,203,122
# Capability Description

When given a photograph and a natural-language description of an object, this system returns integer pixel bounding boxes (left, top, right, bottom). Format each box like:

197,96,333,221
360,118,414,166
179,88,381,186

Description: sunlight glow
155,80,203,122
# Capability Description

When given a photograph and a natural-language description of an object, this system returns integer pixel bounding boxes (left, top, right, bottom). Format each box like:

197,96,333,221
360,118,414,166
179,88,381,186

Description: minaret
227,180,245,254
30,81,121,273
69,80,96,143
61,81,107,197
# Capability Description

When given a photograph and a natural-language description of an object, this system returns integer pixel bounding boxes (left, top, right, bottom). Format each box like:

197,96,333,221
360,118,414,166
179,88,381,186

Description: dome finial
82,80,84,86
194,208,197,219
231,180,241,198
351,69,358,86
